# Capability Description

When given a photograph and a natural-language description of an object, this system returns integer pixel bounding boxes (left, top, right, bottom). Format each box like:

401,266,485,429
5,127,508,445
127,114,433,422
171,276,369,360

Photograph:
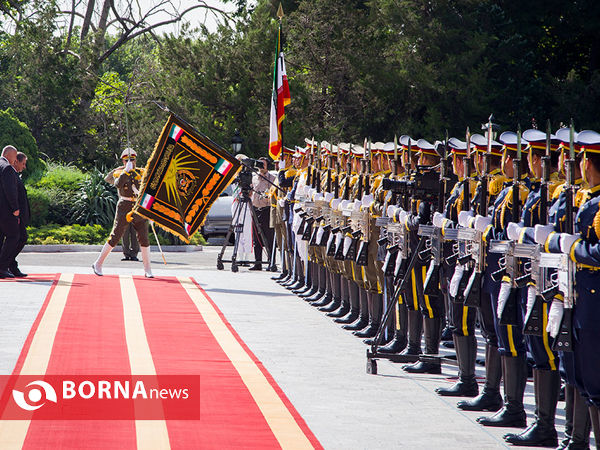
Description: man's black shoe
10,268,27,278
249,264,262,271
0,269,15,279
130,256,139,261
121,256,131,261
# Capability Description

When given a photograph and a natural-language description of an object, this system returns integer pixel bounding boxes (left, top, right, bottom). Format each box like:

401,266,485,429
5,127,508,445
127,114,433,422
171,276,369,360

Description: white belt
120,196,135,201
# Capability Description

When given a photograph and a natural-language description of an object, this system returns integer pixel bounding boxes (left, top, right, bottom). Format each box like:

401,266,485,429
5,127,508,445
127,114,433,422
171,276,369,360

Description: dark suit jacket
0,157,19,217
16,174,30,226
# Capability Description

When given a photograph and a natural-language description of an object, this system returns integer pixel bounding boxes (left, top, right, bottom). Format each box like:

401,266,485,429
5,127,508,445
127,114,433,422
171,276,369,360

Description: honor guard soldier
457,131,509,413
400,138,445,374
540,129,600,448
432,136,479,397
273,146,297,284
502,128,564,447
475,130,531,428
92,147,153,278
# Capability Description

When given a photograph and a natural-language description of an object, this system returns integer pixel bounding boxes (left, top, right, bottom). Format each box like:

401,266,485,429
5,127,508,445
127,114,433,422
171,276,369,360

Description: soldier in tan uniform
92,148,153,278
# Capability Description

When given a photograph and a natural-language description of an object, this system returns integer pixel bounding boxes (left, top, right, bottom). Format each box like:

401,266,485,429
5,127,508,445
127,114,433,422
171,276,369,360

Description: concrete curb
22,244,203,253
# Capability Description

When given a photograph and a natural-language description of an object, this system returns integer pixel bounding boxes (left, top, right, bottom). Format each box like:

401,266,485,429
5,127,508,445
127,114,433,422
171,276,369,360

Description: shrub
0,108,44,183
33,162,87,192
27,224,110,244
26,186,51,227
70,168,118,228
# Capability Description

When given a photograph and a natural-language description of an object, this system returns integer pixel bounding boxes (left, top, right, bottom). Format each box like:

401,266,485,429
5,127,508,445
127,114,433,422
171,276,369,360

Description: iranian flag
268,25,291,161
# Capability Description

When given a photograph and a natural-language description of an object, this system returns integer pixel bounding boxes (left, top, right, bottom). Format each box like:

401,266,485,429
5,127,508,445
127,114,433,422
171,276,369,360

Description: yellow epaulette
285,167,297,178
489,174,510,196
548,178,563,199
551,182,566,200
113,169,124,178
350,174,360,187
575,186,590,208
468,178,479,200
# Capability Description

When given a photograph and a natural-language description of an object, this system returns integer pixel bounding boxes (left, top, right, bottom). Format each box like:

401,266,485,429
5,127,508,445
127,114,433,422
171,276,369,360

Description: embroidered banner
133,114,241,242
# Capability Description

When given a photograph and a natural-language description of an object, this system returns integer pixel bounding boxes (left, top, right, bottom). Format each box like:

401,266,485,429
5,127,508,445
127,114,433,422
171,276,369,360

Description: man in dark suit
8,152,30,277
0,145,20,278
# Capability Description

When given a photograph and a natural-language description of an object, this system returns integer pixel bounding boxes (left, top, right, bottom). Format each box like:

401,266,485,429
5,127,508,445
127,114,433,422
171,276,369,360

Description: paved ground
2,246,592,449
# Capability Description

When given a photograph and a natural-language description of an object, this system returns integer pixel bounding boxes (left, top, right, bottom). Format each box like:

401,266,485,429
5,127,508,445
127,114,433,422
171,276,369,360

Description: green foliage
25,186,50,227
33,162,86,191
27,224,109,245
0,108,44,182
70,168,118,228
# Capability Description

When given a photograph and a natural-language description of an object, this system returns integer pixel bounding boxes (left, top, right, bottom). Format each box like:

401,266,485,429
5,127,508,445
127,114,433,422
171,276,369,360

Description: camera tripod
216,186,274,272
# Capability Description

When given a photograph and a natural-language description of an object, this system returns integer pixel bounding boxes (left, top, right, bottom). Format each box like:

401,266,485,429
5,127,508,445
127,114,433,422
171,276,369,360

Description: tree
0,108,44,182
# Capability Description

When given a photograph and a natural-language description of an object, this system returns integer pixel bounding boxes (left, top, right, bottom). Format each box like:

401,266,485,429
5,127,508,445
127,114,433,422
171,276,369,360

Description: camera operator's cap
555,127,581,153
522,129,560,152
399,135,418,151
470,133,503,156
577,130,600,154
120,147,137,158
499,131,530,153
416,138,440,157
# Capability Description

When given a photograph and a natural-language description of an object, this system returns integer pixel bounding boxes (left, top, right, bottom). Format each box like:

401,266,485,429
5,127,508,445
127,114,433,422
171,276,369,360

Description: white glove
339,200,349,210
458,210,474,227
331,198,341,210
342,235,352,257
546,299,564,338
326,232,335,250
507,222,522,241
534,224,554,245
278,160,286,170
525,285,537,318
361,193,374,207
316,225,325,244
124,160,134,173
559,233,578,254
278,198,285,207
387,205,397,218
449,264,465,298
432,212,445,228
353,199,362,210
314,193,324,202
474,215,492,233
398,210,408,225
496,281,512,319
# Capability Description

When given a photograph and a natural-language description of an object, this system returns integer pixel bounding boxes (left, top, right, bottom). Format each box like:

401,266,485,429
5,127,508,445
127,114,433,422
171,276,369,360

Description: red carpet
0,274,322,449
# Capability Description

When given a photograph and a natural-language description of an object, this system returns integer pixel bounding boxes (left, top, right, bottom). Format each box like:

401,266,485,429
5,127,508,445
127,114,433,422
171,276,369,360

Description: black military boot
335,280,359,324
399,309,423,360
328,276,349,317
403,316,442,374
377,301,408,354
560,386,592,449
458,344,503,411
354,292,382,338
436,334,479,397
588,406,600,450
304,267,325,302
299,263,318,297
477,354,527,428
504,368,560,446
312,271,334,307
342,288,368,331
320,273,342,312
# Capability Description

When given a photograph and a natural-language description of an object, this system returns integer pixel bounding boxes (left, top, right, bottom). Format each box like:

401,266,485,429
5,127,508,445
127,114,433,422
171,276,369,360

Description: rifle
552,121,576,351
521,119,553,335
491,126,523,326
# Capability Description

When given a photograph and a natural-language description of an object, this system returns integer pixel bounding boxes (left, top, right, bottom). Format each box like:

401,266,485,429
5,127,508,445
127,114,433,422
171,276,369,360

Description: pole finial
277,3,284,19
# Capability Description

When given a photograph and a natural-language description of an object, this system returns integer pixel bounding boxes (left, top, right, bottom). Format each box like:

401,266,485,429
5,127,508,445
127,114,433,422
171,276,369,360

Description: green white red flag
268,25,291,161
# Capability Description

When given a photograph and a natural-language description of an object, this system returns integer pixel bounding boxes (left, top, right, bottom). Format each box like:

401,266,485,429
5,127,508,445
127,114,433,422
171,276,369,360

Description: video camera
241,157,267,171
382,165,440,202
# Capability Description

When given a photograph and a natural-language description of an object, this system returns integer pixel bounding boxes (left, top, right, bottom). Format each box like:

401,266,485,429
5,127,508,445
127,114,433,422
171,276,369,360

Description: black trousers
0,214,20,270
252,206,274,264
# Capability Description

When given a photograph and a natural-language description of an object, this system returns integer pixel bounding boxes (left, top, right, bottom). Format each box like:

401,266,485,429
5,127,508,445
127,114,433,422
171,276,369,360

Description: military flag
268,9,291,161
133,114,241,242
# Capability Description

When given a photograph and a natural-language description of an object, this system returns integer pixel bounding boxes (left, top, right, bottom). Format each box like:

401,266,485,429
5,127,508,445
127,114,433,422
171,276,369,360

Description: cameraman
250,157,275,270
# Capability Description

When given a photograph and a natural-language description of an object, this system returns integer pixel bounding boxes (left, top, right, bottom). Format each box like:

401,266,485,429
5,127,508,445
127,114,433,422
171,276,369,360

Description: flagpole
277,4,284,157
